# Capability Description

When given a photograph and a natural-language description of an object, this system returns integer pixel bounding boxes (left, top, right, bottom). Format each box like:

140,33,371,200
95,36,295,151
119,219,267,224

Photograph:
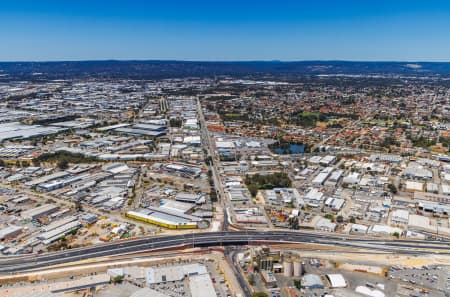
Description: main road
0,230,449,274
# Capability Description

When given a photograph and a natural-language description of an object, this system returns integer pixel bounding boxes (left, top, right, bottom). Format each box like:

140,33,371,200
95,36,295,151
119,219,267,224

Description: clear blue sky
1,0,450,61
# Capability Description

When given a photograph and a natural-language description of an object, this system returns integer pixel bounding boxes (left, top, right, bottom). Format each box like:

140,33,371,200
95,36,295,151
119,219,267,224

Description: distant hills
1,60,450,80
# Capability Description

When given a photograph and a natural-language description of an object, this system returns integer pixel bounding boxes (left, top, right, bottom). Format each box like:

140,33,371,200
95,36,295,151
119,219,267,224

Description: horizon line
1,59,450,63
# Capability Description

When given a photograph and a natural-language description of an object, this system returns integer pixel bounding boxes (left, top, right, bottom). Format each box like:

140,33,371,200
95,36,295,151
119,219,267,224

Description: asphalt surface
0,230,449,274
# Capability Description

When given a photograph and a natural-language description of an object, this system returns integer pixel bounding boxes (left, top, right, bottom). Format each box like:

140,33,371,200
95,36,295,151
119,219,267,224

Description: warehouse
0,122,67,142
165,163,202,179
25,171,70,188
114,127,166,138
315,217,336,232
146,263,208,285
312,167,333,186
175,192,205,204
37,173,91,192
417,200,450,216
319,155,337,166
324,197,345,211
189,273,217,297
368,224,403,236
405,181,424,192
0,225,23,240
327,169,344,183
42,216,78,232
391,209,409,225
350,223,369,234
159,200,195,214
408,214,450,237
326,274,347,288
38,221,81,245
126,208,202,229
22,204,59,220
304,188,324,207
343,172,360,184
302,274,324,289
402,164,433,180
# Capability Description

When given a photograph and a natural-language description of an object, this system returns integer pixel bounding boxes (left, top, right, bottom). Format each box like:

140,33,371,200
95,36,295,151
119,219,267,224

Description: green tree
387,184,398,194
248,274,255,285
113,275,124,283
57,159,69,170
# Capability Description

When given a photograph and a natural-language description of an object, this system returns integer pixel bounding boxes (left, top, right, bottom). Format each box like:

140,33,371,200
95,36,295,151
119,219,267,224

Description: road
197,98,229,230
0,230,449,274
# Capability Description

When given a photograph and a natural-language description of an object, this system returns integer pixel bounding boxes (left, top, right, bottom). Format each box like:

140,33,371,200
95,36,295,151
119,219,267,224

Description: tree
294,279,302,289
393,232,400,239
248,184,259,197
113,275,124,283
248,274,255,285
289,217,299,230
387,183,398,194
349,216,356,224
57,159,69,170
324,213,335,222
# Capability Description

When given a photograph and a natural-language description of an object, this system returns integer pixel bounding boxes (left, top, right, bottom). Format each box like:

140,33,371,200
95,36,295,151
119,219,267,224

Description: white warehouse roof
326,274,347,288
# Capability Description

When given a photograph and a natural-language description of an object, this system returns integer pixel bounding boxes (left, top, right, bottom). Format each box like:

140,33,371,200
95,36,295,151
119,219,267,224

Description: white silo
283,261,293,277
293,261,302,277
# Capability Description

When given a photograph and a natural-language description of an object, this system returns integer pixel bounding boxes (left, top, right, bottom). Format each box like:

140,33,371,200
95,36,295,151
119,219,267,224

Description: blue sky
1,0,450,61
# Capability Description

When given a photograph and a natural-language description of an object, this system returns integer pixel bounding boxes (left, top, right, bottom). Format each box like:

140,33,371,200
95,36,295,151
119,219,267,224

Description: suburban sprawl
0,64,449,297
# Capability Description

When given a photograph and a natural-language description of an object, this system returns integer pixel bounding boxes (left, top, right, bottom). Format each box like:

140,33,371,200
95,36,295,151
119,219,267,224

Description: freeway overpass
0,230,449,274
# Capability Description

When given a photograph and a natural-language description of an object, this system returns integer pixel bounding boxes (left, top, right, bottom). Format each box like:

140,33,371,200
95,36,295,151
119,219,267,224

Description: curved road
0,230,449,274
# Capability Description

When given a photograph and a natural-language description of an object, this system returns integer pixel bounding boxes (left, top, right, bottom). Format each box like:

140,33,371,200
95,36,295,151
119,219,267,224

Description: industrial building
38,221,81,245
302,274,324,289
21,204,60,220
304,188,324,207
126,207,202,229
0,225,23,241
146,263,207,284
312,167,334,186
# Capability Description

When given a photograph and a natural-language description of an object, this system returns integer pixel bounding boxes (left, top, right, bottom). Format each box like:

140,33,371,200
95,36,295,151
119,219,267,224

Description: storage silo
293,261,302,277
283,261,293,277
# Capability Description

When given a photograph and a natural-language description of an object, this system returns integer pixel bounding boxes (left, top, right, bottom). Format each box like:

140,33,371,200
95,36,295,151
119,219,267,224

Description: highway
0,230,449,274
